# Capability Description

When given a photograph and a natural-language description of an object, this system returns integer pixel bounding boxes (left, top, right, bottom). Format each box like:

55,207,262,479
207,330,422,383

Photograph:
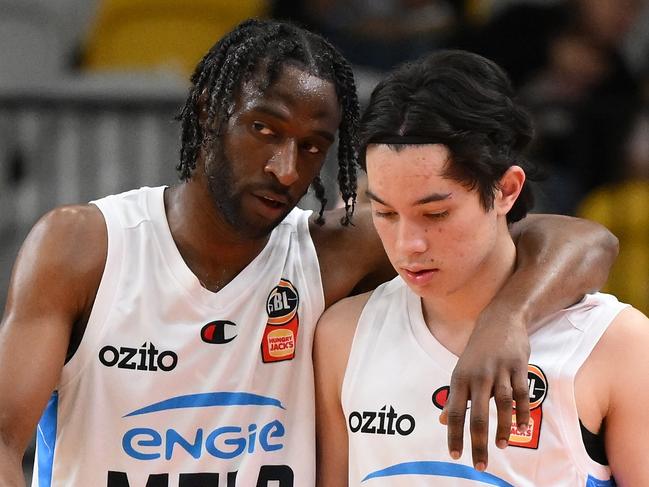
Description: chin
237,214,288,240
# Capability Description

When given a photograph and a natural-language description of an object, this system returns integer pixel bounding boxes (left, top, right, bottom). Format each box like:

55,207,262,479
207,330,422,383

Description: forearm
0,438,26,487
504,214,618,324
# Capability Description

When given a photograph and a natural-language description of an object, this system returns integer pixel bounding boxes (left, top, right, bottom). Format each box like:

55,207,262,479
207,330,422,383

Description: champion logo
201,320,238,344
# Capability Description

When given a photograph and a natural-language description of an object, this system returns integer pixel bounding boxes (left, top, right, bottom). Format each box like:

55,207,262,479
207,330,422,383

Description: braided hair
176,18,360,224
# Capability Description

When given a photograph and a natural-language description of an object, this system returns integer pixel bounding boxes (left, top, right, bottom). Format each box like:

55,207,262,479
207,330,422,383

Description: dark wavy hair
176,18,360,224
359,49,536,223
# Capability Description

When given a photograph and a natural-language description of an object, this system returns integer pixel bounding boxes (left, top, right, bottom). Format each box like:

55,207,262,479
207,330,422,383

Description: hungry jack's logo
261,279,299,363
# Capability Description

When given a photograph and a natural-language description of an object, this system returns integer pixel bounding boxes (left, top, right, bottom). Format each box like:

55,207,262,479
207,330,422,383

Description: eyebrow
253,105,336,143
365,190,452,206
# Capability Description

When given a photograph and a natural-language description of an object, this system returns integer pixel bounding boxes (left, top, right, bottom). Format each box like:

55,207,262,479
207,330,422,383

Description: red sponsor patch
508,407,542,449
261,279,300,363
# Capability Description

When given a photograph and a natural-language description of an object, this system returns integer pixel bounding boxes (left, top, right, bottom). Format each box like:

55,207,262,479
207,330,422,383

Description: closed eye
373,210,397,219
425,211,449,220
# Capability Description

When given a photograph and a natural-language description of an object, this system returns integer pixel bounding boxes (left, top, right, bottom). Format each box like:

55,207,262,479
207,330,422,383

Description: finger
445,375,470,460
439,408,448,425
469,377,492,471
512,367,530,433
493,372,513,449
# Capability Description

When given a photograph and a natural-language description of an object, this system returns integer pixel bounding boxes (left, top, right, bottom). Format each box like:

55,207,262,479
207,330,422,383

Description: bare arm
597,308,649,485
314,293,369,487
443,214,618,470
0,206,105,485
311,204,395,307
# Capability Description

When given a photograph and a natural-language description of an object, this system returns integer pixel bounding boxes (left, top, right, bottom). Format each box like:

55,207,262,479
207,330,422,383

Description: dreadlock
176,18,360,225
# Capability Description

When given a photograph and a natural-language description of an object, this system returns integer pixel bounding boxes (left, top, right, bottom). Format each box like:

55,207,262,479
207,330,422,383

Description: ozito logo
262,279,300,363
99,342,178,372
348,405,415,436
201,320,237,344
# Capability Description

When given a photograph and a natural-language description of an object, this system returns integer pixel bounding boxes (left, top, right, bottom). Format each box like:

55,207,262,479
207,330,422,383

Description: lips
250,190,291,219
254,191,289,207
401,266,439,286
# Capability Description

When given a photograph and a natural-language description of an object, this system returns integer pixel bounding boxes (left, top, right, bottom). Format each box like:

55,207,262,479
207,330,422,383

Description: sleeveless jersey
32,186,325,487
342,277,627,486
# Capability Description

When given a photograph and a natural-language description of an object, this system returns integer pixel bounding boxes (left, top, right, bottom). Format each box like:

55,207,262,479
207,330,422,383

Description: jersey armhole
57,198,126,389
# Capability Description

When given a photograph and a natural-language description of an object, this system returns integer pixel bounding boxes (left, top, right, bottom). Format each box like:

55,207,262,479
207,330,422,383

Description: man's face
366,144,504,299
203,64,341,239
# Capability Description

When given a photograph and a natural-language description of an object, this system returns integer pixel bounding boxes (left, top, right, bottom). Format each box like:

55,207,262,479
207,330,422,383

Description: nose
396,219,428,256
265,139,299,186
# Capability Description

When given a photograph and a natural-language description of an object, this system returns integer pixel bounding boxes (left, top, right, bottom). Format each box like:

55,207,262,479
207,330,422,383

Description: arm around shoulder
310,204,395,307
0,205,106,484
509,213,618,319
314,292,371,487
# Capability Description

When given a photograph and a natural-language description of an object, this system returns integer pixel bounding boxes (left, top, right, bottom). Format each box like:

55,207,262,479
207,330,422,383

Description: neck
165,179,271,292
421,225,517,356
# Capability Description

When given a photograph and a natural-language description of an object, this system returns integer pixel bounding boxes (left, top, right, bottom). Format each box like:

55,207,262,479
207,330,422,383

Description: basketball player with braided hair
0,20,617,486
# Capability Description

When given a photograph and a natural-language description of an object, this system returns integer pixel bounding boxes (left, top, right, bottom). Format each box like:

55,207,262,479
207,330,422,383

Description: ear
495,165,526,216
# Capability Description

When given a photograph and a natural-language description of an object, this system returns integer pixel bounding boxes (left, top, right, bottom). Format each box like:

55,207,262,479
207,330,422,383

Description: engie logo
348,405,415,436
99,342,178,372
261,279,300,363
201,320,237,344
110,392,294,486
121,392,287,461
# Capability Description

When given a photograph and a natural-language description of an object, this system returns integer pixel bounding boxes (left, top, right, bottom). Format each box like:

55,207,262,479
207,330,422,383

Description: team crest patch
508,364,548,449
261,279,300,363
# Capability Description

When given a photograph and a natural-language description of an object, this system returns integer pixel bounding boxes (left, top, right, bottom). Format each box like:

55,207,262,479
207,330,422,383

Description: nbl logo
266,280,299,324
261,279,300,363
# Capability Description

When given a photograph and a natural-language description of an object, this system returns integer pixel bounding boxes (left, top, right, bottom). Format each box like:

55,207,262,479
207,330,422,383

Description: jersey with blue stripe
32,186,324,487
342,277,626,486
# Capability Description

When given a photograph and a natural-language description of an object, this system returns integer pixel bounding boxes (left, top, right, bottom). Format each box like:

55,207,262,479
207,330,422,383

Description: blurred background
0,0,648,479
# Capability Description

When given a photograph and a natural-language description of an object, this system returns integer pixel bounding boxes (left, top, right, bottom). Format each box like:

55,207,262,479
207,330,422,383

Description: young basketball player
315,50,649,486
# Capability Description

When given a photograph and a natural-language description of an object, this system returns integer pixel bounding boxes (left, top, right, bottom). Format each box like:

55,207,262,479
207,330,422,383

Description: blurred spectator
302,0,458,71
577,108,649,314
464,0,645,214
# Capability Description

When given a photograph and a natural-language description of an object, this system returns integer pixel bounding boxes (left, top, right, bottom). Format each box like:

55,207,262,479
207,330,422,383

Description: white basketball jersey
342,277,627,486
33,186,324,487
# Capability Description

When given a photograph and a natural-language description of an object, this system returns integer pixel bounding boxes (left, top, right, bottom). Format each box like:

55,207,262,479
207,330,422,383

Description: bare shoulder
576,305,649,431
578,305,649,381
314,291,373,397
4,204,107,323
309,205,394,306
22,204,106,278
316,291,374,341
596,306,649,359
